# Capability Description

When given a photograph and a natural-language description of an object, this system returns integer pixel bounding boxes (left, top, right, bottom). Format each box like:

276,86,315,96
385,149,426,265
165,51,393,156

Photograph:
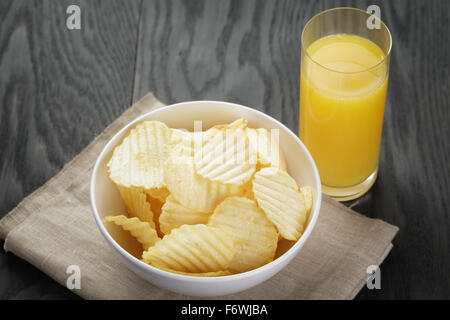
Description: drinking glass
299,7,392,201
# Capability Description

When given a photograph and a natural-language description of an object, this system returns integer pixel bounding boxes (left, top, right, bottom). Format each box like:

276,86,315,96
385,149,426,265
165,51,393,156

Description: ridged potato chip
209,196,278,273
247,128,287,171
106,117,315,277
107,121,170,190
116,185,155,227
170,128,196,158
142,224,235,273
145,187,170,203
105,215,160,250
171,119,249,172
253,167,308,241
228,118,248,129
301,186,313,213
194,127,257,185
150,262,231,277
164,149,246,212
160,195,211,235
146,194,165,238
212,118,248,130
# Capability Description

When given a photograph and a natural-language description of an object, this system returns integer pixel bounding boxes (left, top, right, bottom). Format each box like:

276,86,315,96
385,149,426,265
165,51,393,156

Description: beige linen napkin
0,93,398,300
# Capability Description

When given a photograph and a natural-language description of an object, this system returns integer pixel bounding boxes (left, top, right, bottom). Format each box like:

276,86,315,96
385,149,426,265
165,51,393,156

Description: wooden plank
133,0,317,132
0,0,141,299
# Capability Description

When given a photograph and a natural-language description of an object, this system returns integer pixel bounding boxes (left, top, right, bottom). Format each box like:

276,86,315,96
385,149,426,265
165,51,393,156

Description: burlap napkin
0,93,398,300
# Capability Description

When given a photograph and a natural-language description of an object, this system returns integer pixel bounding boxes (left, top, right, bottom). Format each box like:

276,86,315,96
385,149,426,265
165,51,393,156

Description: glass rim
301,7,392,75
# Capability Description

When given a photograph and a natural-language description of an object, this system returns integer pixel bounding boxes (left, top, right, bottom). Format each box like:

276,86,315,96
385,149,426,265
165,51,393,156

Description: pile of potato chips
105,119,312,276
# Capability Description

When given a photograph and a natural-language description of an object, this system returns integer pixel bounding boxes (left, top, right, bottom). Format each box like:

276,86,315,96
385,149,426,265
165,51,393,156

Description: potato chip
170,128,189,142
164,149,246,212
241,179,255,200
301,186,313,213
170,120,248,165
142,224,235,273
208,196,278,273
252,167,308,241
150,262,231,277
160,195,211,235
146,194,165,238
247,128,287,171
107,121,170,190
170,128,196,158
105,215,160,250
194,127,256,185
116,185,154,227
212,118,248,130
228,118,248,129
106,117,315,277
145,187,170,203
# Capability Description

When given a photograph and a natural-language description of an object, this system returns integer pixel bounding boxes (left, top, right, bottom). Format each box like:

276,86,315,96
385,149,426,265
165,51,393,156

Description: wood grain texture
0,0,141,299
351,0,450,299
0,0,449,299
133,0,313,132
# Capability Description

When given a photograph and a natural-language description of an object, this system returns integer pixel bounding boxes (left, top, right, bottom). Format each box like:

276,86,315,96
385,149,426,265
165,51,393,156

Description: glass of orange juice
299,7,392,201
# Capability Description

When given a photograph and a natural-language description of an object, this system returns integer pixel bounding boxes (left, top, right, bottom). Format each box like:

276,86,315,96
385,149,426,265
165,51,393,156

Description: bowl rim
90,100,322,283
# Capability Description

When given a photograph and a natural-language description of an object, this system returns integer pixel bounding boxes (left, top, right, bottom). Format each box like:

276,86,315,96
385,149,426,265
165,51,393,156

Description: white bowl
90,101,321,297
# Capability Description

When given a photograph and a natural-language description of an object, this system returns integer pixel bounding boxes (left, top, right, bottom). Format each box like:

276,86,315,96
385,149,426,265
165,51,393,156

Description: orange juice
300,34,388,187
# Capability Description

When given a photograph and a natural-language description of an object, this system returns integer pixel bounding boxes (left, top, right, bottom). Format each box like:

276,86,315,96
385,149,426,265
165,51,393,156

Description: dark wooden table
0,0,448,299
